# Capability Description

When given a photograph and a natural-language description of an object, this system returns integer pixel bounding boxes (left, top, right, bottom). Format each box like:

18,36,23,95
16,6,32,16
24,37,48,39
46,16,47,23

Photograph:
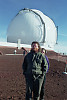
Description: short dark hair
41,48,46,53
31,41,41,52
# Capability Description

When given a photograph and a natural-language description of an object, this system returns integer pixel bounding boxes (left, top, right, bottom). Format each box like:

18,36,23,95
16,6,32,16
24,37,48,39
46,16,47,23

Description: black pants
25,74,44,100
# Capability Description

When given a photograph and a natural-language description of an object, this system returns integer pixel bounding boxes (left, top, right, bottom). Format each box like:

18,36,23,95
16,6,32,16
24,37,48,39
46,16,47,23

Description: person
40,48,49,100
22,41,48,100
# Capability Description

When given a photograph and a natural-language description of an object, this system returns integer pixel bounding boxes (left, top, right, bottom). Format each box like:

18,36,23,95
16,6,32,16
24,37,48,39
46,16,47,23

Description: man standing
22,41,48,100
40,48,49,100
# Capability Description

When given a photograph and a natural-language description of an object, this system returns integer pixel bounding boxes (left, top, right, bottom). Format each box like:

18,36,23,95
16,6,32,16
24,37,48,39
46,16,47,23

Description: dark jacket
22,51,48,76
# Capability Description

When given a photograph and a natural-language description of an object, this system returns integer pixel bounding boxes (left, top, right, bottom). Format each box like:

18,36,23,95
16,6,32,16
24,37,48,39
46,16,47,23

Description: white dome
7,8,57,48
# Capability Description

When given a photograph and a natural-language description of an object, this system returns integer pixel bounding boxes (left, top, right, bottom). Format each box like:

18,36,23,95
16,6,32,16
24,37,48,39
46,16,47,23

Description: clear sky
0,0,67,54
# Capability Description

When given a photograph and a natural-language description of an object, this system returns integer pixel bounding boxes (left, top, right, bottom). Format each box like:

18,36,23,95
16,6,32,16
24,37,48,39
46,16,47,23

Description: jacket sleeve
22,56,27,75
42,55,48,75
45,56,50,72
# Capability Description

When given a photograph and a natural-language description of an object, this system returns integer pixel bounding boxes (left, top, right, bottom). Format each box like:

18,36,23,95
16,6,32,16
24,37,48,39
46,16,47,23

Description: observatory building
7,8,57,50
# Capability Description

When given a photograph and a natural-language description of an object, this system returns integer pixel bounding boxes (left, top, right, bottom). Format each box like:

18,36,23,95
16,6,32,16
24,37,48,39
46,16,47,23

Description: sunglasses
31,44,39,48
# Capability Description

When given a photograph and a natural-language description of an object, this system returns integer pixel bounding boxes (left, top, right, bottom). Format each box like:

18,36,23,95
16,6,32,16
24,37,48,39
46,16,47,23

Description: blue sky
0,0,67,53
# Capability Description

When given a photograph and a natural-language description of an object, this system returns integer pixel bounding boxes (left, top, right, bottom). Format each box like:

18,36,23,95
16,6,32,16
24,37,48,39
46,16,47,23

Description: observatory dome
7,8,57,48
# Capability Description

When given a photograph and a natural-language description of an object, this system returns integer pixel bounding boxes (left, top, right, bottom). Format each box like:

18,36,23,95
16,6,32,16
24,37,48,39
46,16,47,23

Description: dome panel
7,8,57,47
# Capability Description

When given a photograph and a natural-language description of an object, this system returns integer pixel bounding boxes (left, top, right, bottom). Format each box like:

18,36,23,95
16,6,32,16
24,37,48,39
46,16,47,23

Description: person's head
31,41,41,52
41,48,46,55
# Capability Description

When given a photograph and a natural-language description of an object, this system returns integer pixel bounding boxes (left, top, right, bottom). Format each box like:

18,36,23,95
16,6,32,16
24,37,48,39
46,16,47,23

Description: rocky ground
0,47,67,100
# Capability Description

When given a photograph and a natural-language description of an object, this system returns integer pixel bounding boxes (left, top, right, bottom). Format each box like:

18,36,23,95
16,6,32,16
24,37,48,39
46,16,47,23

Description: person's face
42,49,45,55
31,43,39,52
